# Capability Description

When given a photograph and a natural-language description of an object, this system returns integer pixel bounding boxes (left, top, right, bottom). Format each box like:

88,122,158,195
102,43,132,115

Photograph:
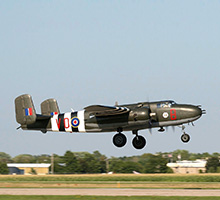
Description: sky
0,1,220,158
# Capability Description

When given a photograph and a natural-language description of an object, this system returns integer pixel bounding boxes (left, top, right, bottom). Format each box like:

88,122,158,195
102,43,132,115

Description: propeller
164,126,175,132
147,102,154,135
148,119,152,134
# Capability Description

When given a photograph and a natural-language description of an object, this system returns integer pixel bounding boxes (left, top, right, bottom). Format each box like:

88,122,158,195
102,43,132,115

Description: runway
0,188,220,196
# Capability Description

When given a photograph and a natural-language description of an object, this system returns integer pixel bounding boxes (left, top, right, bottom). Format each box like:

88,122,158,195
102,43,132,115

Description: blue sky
0,1,220,157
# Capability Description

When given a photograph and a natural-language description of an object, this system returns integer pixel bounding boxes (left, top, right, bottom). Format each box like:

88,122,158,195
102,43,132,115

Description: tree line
0,149,220,174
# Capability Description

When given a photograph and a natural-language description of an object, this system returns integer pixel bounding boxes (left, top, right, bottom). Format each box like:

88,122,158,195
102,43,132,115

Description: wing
84,105,130,117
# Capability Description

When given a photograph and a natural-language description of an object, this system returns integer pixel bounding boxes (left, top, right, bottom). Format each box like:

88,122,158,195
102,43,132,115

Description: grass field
0,175,220,198
1,174,220,189
1,174,220,182
0,196,220,200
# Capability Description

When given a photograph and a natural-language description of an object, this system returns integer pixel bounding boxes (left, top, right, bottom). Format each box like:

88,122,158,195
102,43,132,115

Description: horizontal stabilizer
41,98,60,116
84,105,130,117
36,114,52,120
15,94,37,125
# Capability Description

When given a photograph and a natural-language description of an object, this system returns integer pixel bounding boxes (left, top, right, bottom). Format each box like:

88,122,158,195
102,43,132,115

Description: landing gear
180,125,190,143
112,129,147,149
158,127,165,132
132,130,146,149
181,133,190,143
113,133,127,148
132,136,146,149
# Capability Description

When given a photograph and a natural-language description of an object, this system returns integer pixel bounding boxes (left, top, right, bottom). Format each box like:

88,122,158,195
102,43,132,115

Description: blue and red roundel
71,117,80,128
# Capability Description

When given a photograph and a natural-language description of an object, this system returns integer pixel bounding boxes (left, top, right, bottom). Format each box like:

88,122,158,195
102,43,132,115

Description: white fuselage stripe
51,114,59,132
64,112,72,132
78,110,86,132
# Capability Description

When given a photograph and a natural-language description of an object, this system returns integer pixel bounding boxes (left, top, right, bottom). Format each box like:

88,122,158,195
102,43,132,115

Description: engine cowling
129,107,150,121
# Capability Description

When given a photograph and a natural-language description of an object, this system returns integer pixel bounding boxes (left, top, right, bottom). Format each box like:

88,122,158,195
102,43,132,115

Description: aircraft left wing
84,105,130,117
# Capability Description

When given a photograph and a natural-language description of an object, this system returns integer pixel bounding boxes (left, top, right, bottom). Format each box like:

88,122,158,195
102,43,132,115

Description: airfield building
7,163,51,175
167,160,206,174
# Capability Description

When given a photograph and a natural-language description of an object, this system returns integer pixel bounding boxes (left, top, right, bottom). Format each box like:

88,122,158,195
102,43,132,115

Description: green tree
172,150,190,161
201,152,211,159
0,152,12,163
0,162,9,174
109,160,125,173
93,151,107,173
63,151,78,174
36,154,51,163
13,154,36,163
206,157,220,173
138,153,153,166
212,152,220,158
144,154,170,173
78,153,101,173
50,154,65,174
109,160,143,173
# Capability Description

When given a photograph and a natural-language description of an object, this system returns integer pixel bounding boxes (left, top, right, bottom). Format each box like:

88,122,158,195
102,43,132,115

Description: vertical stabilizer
41,99,60,116
15,94,37,125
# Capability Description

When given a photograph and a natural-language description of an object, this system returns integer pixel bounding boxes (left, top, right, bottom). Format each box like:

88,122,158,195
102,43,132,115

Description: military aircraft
15,94,205,149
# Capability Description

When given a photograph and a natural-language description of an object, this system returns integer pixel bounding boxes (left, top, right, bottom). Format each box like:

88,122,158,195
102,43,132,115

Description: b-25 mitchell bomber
15,94,205,149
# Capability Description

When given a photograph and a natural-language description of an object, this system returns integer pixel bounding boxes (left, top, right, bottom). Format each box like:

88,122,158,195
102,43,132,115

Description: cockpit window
170,101,176,105
157,101,176,108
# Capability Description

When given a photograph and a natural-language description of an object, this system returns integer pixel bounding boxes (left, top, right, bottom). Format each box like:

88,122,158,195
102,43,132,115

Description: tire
132,135,146,149
113,133,127,148
181,133,190,143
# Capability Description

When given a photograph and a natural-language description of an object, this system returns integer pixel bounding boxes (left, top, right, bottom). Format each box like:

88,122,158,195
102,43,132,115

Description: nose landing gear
181,133,190,143
180,125,190,143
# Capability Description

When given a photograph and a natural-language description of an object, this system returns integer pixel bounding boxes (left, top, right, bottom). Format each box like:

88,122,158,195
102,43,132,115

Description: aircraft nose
190,105,207,119
179,104,205,120
192,106,203,117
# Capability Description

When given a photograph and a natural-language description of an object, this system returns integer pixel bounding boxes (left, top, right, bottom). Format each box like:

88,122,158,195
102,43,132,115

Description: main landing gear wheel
181,133,190,143
113,133,127,148
132,135,146,149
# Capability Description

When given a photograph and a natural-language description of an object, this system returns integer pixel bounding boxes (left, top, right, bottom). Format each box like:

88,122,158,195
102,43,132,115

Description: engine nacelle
129,107,150,121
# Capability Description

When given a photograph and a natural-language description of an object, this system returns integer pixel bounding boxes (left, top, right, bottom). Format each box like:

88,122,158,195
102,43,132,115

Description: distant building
7,163,51,175
167,160,206,174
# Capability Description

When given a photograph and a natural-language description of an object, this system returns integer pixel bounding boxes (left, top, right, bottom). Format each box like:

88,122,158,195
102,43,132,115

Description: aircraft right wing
84,105,130,117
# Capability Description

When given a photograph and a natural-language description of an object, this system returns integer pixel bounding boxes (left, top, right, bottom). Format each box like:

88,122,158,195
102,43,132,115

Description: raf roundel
71,117,80,128
162,112,169,119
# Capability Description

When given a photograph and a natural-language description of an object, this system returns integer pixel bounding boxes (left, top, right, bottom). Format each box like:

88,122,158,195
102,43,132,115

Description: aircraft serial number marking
170,109,177,120
64,118,70,129
56,118,61,129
